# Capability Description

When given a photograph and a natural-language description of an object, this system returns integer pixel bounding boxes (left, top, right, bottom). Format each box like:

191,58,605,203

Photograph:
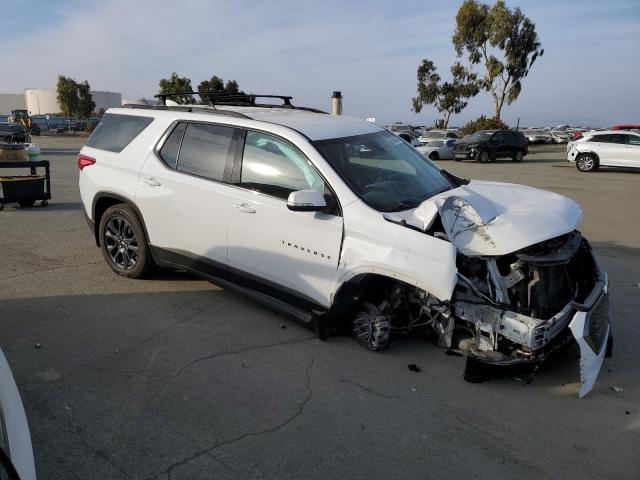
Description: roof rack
153,92,328,114
121,103,251,119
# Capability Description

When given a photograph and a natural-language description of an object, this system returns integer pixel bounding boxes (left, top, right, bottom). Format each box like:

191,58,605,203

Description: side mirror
286,189,327,212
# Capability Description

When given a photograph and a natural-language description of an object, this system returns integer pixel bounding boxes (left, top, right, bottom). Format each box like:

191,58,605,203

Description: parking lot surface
1,137,639,479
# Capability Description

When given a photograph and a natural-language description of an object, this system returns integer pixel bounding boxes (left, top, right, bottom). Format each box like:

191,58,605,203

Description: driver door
226,130,343,309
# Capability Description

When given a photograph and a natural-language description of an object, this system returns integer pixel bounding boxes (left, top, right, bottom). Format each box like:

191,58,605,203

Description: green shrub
459,115,509,137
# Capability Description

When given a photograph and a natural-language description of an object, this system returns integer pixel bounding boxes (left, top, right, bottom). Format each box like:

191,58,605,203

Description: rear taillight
77,154,96,170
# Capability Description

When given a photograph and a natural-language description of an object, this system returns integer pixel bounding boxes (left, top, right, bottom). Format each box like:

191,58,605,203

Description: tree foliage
56,75,80,117
459,115,508,137
197,76,243,104
56,75,95,128
453,0,543,119
77,81,96,122
158,73,194,104
157,73,244,105
412,60,479,129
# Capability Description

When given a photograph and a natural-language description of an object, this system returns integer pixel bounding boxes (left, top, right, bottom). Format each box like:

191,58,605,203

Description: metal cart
0,161,51,210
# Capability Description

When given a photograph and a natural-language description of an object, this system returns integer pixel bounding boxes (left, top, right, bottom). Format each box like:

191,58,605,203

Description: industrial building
0,89,122,115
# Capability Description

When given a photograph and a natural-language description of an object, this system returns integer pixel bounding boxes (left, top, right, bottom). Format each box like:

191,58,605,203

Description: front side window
314,131,452,212
177,123,234,181
240,131,325,199
608,134,627,144
627,135,640,146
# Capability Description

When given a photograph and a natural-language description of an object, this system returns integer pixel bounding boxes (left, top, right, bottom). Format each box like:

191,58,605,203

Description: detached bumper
464,272,611,397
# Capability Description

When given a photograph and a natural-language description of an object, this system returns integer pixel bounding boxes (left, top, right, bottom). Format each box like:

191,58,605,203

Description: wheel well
330,274,402,318
92,195,150,247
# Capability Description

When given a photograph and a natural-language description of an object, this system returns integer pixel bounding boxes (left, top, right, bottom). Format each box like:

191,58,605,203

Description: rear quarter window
86,113,153,153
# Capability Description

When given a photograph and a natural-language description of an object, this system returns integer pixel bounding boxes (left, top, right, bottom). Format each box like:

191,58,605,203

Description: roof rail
153,92,328,114
121,103,252,119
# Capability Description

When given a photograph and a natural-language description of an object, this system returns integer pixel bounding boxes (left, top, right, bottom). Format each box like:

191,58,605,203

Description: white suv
567,130,640,171
79,95,611,396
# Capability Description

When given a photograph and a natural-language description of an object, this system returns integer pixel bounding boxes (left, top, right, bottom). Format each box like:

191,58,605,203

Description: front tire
429,152,439,161
19,200,35,207
512,150,524,162
99,204,152,278
476,150,489,163
352,303,391,351
576,153,598,172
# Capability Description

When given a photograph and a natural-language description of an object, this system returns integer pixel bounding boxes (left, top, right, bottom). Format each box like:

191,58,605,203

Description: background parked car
568,130,640,171
525,129,554,144
454,129,528,162
418,129,458,145
611,124,640,131
550,130,570,143
0,122,31,143
416,138,455,160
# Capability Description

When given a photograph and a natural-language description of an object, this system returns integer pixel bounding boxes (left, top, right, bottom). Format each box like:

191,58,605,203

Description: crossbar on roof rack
154,92,293,107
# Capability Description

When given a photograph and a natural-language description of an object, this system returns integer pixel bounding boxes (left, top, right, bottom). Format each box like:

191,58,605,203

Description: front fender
334,217,457,302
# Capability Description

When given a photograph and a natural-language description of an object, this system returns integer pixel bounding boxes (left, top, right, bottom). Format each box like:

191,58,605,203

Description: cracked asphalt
1,137,639,479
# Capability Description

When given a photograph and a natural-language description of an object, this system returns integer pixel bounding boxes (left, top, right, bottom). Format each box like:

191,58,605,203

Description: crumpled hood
385,180,582,256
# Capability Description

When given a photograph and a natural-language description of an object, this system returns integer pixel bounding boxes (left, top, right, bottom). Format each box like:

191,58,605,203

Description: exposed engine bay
352,229,610,397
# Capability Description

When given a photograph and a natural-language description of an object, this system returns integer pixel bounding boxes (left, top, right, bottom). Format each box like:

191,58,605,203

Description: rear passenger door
136,121,240,272
588,134,625,166
621,134,640,168
226,130,343,310
490,132,508,158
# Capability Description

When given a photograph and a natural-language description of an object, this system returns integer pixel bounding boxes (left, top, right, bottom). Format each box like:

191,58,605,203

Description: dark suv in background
453,129,528,162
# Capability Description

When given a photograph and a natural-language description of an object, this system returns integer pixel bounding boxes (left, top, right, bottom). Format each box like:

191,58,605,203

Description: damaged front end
375,181,612,396
453,231,611,397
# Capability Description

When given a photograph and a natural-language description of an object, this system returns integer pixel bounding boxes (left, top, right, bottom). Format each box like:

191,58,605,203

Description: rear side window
627,135,640,146
177,123,234,181
86,113,153,152
159,122,187,169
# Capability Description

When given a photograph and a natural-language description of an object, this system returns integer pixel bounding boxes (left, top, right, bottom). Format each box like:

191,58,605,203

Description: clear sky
2,0,638,127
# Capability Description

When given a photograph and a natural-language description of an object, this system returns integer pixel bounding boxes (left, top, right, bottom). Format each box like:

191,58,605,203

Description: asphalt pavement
1,136,638,479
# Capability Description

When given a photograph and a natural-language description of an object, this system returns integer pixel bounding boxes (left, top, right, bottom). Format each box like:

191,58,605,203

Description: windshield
465,131,493,142
313,131,452,212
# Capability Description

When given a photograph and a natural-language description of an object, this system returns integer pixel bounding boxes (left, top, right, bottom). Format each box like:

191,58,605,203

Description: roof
120,103,384,141
582,129,640,136
217,106,384,140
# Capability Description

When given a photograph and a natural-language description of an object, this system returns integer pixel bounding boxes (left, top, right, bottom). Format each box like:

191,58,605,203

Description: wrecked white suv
79,94,611,397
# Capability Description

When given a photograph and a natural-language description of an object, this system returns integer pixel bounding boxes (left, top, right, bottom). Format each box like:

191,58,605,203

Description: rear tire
576,153,598,172
19,200,35,207
352,303,391,351
99,204,153,278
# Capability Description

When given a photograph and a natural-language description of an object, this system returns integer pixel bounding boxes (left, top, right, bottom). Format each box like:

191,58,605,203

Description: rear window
86,113,153,153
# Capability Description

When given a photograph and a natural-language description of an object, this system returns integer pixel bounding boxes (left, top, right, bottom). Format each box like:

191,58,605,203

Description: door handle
234,202,256,213
143,176,162,187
